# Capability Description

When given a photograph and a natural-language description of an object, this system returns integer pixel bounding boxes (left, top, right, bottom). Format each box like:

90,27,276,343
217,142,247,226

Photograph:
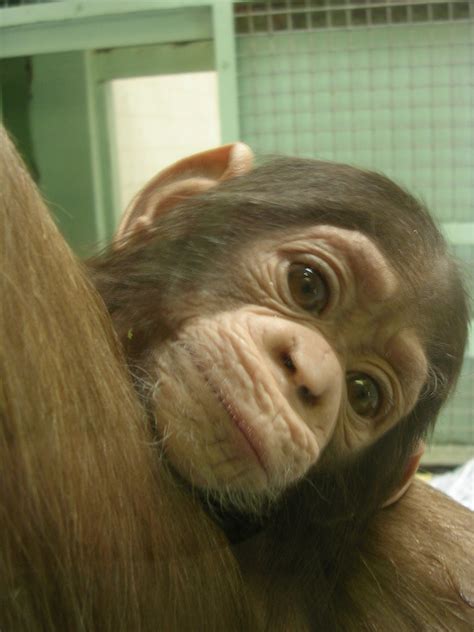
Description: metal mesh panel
236,12,473,222
438,242,474,445
436,357,474,445
235,1,473,34
236,1,473,452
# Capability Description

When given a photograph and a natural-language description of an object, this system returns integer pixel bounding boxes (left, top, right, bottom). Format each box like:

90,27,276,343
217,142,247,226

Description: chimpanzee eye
288,264,329,313
346,372,382,418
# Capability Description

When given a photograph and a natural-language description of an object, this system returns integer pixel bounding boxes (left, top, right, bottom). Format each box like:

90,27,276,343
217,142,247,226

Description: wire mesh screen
235,0,473,452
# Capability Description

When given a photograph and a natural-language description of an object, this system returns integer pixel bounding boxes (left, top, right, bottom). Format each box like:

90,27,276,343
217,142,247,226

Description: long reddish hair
0,128,250,631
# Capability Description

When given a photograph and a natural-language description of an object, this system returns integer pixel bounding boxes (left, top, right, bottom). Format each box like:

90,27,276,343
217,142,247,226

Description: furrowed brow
341,236,398,305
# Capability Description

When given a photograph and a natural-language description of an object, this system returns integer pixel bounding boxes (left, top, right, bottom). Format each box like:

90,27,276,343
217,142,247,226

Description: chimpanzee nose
281,352,319,407
297,385,318,407
281,351,296,372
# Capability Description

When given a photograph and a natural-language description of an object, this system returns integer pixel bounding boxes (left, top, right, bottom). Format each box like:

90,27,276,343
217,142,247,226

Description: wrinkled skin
153,225,428,510
91,143,467,522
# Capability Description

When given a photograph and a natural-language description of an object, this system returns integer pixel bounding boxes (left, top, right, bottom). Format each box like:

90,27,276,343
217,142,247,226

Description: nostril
281,352,296,373
298,385,318,407
279,351,319,406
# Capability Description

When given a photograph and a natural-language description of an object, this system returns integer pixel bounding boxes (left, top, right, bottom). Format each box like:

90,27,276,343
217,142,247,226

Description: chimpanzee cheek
148,313,345,494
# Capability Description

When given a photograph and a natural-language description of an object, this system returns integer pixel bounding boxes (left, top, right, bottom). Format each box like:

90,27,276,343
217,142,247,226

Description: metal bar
0,0,212,27
90,71,118,241
212,0,240,143
0,7,212,58
94,40,214,82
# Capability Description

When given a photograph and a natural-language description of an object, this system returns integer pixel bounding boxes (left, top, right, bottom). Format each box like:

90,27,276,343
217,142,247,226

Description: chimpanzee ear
382,442,425,508
114,142,254,245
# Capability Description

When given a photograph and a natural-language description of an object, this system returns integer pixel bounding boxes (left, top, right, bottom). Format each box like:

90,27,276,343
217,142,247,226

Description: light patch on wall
111,72,221,212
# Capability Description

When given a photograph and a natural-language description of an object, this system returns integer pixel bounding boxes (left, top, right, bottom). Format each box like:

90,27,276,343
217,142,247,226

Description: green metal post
212,0,240,143
30,51,110,253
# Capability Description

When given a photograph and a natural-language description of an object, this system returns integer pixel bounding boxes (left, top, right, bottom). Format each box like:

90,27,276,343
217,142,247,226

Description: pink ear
382,442,425,508
115,143,254,245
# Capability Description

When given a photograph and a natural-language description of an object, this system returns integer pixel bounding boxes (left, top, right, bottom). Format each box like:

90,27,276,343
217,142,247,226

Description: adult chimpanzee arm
0,129,252,632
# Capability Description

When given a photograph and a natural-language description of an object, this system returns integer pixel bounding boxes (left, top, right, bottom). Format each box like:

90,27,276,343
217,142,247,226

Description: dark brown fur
89,156,469,568
236,480,473,631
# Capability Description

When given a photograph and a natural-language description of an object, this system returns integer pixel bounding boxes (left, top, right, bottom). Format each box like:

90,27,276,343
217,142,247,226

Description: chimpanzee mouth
180,341,269,478
210,385,268,476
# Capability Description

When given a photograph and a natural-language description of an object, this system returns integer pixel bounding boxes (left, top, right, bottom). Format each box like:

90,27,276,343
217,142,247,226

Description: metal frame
0,5,212,58
93,39,219,233
0,0,240,244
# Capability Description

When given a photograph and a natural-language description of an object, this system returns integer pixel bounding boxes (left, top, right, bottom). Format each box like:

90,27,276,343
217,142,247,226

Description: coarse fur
0,128,250,631
1,130,472,630
236,479,474,631
90,157,468,514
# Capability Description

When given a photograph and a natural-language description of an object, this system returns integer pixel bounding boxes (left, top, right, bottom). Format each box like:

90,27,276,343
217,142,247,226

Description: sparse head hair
92,157,469,442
